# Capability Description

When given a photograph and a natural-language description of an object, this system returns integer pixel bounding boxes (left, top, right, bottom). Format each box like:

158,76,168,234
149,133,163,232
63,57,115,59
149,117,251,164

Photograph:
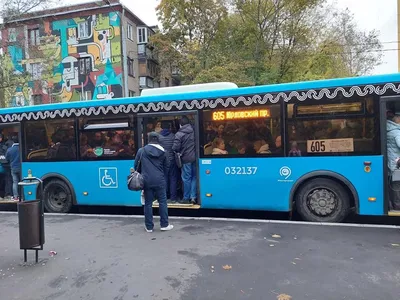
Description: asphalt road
1,213,400,300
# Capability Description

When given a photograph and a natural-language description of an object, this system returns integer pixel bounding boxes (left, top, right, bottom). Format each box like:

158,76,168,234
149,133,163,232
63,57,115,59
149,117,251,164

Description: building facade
0,0,175,107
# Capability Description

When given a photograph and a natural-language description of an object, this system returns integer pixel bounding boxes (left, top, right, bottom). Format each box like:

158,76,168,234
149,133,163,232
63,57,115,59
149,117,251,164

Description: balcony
137,44,159,63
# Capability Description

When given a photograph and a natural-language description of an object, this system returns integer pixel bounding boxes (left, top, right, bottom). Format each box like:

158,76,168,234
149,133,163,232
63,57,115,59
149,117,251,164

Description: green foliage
156,0,383,87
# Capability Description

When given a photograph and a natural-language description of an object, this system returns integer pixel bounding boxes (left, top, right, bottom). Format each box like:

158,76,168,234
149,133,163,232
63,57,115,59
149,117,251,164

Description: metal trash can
18,200,44,249
18,175,45,263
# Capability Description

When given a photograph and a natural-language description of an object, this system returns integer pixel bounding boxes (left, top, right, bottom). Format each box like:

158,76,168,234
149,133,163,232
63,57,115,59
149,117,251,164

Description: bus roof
140,82,238,96
2,73,400,118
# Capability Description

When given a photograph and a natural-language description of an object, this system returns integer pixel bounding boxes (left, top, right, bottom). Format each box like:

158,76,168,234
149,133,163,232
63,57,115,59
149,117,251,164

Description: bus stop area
0,213,400,300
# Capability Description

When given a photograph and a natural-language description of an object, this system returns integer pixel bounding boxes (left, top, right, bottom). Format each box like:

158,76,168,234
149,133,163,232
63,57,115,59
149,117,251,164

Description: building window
28,28,40,46
139,77,146,87
138,44,145,55
8,28,17,42
79,57,91,75
128,90,135,97
128,58,135,77
78,21,90,39
127,24,133,41
202,105,282,157
165,78,170,87
32,95,42,105
137,27,147,44
31,63,42,80
147,78,154,88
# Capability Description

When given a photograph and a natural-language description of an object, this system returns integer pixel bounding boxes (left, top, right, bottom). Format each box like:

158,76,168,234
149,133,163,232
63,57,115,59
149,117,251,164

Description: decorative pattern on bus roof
1,83,400,122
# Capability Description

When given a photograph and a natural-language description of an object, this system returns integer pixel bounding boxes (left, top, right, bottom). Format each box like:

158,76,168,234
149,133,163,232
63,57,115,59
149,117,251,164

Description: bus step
388,210,400,217
152,202,200,209
0,199,18,204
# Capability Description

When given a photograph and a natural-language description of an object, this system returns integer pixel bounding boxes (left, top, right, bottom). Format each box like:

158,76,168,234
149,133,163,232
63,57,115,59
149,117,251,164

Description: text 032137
224,167,258,175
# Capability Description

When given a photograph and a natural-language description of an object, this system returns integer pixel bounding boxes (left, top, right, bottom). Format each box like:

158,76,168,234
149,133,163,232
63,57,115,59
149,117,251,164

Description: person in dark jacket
159,121,179,202
5,135,20,201
172,116,197,204
0,134,12,200
134,132,173,232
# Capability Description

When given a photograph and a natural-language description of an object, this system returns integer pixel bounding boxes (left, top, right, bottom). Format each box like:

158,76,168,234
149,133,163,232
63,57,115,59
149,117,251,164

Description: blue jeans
144,186,169,230
11,169,21,198
167,160,179,200
182,162,197,200
3,166,12,197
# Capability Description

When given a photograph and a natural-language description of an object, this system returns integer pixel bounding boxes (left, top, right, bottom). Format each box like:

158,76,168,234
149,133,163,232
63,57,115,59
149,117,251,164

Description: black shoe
190,198,197,204
178,199,190,204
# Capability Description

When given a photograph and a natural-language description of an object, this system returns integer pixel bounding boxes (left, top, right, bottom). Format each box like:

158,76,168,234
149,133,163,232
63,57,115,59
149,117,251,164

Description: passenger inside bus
212,138,228,155
0,130,19,201
253,140,271,154
386,110,400,210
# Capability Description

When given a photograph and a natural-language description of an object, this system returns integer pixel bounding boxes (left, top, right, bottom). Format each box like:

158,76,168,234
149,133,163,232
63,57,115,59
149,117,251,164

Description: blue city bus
1,73,400,222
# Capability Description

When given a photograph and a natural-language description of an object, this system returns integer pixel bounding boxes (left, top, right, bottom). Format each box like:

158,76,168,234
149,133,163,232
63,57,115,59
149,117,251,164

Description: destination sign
212,109,271,121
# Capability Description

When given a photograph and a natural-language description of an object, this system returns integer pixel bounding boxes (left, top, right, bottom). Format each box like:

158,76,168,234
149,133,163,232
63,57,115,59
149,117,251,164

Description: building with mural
0,0,178,108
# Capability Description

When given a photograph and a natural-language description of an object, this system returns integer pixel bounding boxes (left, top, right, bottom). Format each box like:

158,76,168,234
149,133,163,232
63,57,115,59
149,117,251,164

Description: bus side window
24,119,77,161
201,105,282,157
78,116,136,160
286,97,379,156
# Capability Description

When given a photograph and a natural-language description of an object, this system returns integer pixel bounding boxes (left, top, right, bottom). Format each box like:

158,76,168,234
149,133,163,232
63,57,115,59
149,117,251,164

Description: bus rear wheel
43,179,73,213
295,178,350,222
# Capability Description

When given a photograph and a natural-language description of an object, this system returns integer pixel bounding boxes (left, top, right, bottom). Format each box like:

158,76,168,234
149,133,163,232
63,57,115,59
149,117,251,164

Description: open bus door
380,95,400,216
137,111,201,209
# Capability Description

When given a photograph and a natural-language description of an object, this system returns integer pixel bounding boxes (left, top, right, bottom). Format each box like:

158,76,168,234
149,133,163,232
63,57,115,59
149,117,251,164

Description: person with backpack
172,117,197,204
134,132,173,232
159,121,179,203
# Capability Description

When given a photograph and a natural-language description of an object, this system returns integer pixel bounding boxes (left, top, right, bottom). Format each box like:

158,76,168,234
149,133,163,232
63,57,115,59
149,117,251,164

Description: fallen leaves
222,265,232,270
277,294,292,300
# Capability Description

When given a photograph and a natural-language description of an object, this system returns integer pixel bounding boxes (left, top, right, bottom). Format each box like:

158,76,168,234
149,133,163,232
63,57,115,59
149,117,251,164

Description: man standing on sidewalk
172,116,197,204
134,132,173,232
5,135,20,201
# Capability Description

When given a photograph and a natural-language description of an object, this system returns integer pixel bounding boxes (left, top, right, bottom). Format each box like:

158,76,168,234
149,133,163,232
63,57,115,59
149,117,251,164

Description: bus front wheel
295,178,350,223
43,179,73,213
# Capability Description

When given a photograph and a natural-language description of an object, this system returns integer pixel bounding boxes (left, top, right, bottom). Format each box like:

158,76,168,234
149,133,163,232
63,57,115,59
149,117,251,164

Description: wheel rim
46,184,68,211
306,188,339,217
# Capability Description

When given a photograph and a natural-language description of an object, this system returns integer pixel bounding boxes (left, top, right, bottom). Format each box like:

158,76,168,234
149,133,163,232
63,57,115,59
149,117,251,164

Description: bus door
137,111,201,209
380,95,400,215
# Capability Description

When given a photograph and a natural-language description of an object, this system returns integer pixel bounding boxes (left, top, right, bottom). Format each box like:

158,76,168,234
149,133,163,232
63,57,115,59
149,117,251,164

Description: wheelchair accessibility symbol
99,167,118,188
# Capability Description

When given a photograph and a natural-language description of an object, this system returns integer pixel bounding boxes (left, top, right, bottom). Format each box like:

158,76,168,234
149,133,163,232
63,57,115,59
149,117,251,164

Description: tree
156,0,228,83
0,0,56,107
324,8,383,76
156,0,383,87
0,0,54,20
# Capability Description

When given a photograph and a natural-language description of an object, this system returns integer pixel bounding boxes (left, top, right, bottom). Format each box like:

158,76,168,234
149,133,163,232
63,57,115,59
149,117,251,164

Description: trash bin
18,200,44,249
18,175,45,263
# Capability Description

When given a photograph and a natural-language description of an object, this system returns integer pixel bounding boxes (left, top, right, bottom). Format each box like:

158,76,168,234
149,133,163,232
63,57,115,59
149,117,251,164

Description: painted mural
3,12,123,107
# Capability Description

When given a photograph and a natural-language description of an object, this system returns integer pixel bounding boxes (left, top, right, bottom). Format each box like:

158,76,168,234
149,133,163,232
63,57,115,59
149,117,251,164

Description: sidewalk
0,213,399,300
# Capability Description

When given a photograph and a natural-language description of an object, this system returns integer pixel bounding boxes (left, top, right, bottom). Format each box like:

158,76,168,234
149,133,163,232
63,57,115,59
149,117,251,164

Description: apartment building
0,0,176,107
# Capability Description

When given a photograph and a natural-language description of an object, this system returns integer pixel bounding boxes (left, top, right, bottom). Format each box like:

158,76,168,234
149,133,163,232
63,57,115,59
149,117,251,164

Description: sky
70,0,398,76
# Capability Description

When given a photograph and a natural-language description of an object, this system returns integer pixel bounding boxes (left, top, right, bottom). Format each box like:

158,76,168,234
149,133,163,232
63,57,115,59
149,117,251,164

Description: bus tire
43,179,73,213
295,178,350,223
